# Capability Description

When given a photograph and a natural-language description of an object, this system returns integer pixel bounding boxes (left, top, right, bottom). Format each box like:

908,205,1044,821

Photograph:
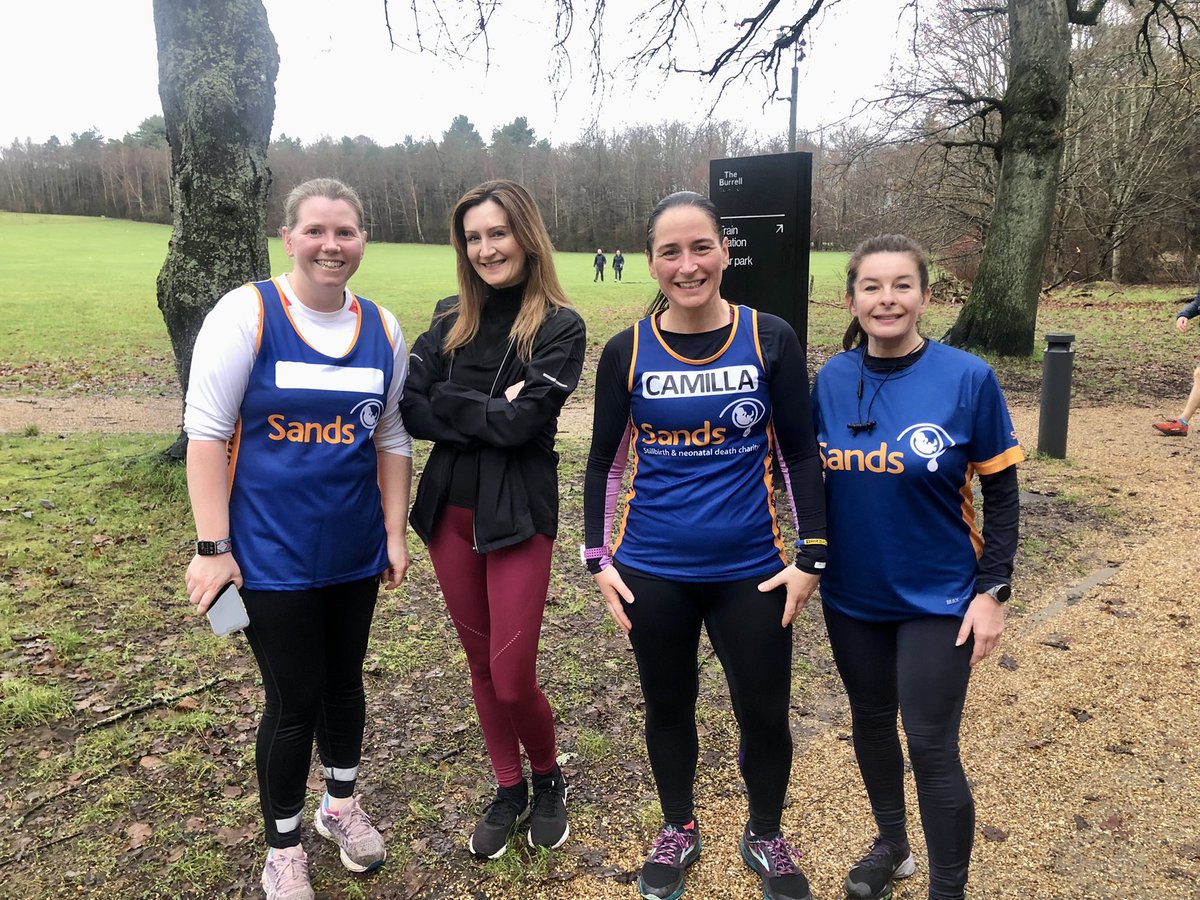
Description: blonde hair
842,234,930,350
445,180,571,361
282,178,365,231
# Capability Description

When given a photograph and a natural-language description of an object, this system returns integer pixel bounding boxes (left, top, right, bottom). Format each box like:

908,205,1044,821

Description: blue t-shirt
228,279,394,590
812,340,1023,621
613,305,786,581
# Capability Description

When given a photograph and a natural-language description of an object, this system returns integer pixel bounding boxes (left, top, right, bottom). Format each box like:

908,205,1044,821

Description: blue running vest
613,305,786,581
228,279,394,590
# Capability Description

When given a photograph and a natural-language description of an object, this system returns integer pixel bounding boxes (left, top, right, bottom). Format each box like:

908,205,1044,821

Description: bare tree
377,0,1196,355
153,0,279,459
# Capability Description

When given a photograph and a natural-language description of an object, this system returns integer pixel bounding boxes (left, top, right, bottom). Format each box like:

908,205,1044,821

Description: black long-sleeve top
401,285,586,552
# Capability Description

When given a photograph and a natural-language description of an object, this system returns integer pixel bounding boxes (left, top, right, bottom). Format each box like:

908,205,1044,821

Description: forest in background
3,6,1198,286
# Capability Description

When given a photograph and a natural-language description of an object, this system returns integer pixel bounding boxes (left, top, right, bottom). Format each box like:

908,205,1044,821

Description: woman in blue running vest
583,191,827,900
812,234,1023,900
184,179,412,900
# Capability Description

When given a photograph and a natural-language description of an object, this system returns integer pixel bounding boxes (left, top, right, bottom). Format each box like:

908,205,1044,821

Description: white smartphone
207,581,250,636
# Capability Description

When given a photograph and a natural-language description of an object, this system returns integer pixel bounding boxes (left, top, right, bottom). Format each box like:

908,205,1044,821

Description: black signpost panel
709,152,813,339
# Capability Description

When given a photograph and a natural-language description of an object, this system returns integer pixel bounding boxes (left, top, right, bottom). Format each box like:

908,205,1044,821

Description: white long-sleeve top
184,272,412,456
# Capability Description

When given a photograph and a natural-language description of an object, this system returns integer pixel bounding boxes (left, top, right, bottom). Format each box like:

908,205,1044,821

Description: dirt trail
5,396,1196,898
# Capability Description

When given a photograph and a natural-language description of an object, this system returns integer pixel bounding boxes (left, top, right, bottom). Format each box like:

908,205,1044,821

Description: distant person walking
1152,292,1200,436
401,180,585,861
584,191,827,900
594,248,607,282
812,234,1022,900
612,249,625,281
184,178,412,900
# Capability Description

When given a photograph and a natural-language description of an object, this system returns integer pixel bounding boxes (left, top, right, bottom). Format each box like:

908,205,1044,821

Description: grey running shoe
261,847,315,900
314,796,387,873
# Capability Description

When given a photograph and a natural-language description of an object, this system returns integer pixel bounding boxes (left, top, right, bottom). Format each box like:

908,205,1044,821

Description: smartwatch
196,538,233,556
983,583,1011,603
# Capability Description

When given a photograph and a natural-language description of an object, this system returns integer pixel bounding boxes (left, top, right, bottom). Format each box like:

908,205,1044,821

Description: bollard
1037,333,1076,458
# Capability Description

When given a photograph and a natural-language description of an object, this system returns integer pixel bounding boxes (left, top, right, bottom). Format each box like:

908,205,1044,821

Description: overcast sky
5,1,907,147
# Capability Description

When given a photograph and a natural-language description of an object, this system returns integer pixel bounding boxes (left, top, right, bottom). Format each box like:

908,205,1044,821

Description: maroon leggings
428,505,558,785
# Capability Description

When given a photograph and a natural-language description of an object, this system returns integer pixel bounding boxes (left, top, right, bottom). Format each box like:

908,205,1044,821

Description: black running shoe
468,787,529,859
638,822,701,900
739,825,813,900
844,836,916,900
528,768,570,849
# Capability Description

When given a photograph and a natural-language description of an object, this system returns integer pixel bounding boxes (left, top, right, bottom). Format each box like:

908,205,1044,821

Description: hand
186,554,243,614
381,533,410,589
594,566,634,634
504,380,525,402
956,592,1006,666
1176,316,1191,333
759,565,819,627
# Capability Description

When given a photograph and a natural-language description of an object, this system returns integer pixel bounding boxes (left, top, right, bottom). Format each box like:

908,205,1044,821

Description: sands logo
898,423,954,472
268,414,356,444
639,420,727,447
819,441,905,473
351,398,383,435
720,398,765,436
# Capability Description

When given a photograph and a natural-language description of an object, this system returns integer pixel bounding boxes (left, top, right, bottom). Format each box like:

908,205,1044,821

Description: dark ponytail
643,191,722,317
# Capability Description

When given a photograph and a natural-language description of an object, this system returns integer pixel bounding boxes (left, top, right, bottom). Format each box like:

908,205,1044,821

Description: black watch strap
196,538,233,556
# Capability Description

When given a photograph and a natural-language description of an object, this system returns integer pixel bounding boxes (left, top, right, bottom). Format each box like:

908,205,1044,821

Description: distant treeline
3,96,1199,284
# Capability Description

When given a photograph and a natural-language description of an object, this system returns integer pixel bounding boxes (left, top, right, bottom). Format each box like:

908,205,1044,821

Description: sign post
709,152,813,338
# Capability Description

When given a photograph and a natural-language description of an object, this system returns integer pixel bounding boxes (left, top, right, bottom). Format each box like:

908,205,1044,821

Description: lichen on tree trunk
945,0,1070,357
152,0,278,459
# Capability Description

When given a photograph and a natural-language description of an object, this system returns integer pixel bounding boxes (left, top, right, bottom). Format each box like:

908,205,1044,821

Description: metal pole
1037,333,1076,459
788,62,798,152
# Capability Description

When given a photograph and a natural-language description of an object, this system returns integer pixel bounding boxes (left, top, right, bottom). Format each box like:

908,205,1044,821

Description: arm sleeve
974,465,1019,592
429,309,587,448
760,314,828,573
184,285,260,442
398,301,476,446
372,307,413,456
1178,295,1200,320
583,329,635,574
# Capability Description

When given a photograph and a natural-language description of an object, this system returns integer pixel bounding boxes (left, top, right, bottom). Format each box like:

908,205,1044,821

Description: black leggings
822,604,974,900
242,577,378,848
618,563,793,836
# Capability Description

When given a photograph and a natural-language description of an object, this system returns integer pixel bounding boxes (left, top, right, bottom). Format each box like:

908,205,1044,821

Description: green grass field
0,212,854,394
1,211,1192,405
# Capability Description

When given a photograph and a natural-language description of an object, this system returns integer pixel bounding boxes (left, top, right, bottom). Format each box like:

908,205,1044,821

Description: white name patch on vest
641,364,759,399
275,361,385,395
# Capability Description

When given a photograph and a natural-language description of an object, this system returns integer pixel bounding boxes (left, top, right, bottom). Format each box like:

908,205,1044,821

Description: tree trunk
944,0,1070,356
152,0,278,459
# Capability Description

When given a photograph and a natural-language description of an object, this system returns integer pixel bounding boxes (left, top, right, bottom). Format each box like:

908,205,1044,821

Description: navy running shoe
739,825,813,900
638,821,701,900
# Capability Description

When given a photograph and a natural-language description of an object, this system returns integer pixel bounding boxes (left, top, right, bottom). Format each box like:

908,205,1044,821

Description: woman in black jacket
401,180,585,861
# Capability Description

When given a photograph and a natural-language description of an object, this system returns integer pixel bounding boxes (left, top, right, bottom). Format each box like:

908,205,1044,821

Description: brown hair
282,178,365,232
643,191,723,317
842,234,930,350
445,180,571,361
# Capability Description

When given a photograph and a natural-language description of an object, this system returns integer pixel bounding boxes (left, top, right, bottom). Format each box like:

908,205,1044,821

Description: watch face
991,584,1012,602
196,541,216,556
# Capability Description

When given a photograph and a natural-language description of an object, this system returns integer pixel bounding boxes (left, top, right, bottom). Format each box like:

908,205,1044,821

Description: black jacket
402,293,586,553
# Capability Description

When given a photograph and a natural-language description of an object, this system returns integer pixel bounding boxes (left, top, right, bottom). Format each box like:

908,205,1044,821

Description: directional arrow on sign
776,224,784,233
